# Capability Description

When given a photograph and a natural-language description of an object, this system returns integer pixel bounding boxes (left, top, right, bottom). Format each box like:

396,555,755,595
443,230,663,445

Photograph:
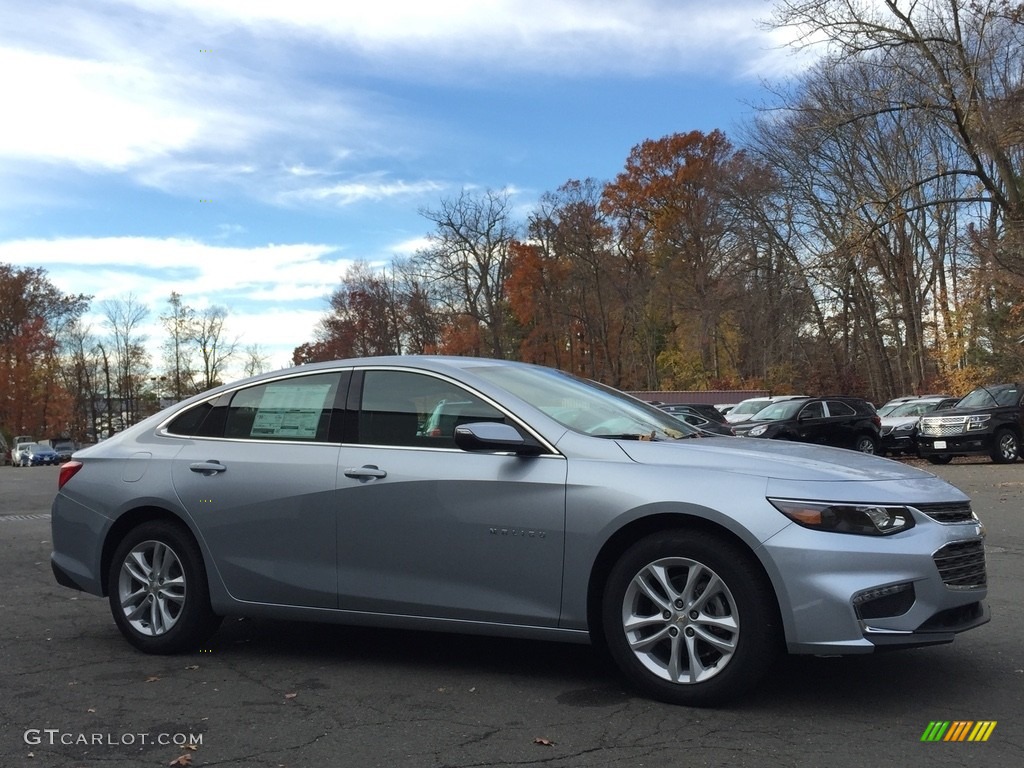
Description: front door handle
344,465,387,480
189,460,226,475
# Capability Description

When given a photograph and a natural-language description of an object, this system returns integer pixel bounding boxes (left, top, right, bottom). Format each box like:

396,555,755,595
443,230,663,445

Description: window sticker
249,383,331,438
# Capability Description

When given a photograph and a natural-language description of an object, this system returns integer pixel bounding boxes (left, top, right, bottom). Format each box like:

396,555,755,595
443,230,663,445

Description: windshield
958,385,1020,409
750,400,807,421
730,399,770,416
468,365,699,440
889,401,932,417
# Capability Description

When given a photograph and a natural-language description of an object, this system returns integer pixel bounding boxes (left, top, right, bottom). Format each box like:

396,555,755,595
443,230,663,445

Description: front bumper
879,433,916,454
760,508,988,654
916,433,992,456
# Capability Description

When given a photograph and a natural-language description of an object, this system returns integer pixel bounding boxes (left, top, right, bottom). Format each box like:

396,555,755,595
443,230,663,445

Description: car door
170,370,346,609
823,399,859,448
794,400,827,444
335,368,568,627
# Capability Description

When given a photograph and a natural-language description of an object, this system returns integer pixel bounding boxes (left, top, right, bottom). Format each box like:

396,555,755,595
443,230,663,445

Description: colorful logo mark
921,721,997,742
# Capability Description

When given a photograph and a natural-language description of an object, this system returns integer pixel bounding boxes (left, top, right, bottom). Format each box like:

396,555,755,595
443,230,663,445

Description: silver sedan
50,356,989,706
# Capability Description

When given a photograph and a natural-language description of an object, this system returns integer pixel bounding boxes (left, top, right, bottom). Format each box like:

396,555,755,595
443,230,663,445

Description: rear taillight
58,460,83,490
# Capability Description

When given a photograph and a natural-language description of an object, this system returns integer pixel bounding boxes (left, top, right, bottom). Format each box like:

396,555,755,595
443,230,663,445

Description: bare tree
192,306,237,391
160,292,198,399
102,294,150,427
242,344,272,377
412,189,519,358
58,319,103,442
770,0,1024,274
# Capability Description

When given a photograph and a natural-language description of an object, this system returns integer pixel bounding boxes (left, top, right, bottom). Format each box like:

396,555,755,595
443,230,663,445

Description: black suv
916,383,1023,464
731,396,881,453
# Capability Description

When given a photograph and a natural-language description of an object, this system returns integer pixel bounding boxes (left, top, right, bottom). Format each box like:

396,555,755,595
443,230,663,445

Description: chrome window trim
155,363,561,456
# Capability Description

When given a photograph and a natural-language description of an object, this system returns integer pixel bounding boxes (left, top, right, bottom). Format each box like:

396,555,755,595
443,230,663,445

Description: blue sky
0,0,806,376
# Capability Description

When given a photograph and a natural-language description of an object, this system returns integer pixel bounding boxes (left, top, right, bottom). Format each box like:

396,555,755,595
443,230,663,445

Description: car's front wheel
991,428,1020,464
107,520,222,654
601,531,779,707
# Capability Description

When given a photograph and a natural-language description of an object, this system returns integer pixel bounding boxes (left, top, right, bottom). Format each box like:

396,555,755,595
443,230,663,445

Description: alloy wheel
117,539,187,636
620,556,739,684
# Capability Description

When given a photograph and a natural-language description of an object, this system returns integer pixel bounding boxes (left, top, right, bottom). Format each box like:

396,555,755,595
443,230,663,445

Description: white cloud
277,177,446,207
111,0,785,75
0,235,352,374
390,236,431,256
0,0,804,219
0,48,200,169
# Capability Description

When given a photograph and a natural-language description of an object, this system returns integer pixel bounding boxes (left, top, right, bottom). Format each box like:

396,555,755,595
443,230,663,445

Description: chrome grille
919,416,967,437
913,502,976,524
933,540,987,588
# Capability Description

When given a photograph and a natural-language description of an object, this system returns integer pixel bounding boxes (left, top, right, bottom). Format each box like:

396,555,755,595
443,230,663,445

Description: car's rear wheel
601,531,779,707
927,454,953,465
854,434,877,454
991,428,1019,464
107,520,221,654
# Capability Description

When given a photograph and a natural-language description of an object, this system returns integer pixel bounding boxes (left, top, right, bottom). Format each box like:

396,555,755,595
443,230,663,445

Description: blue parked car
21,443,60,466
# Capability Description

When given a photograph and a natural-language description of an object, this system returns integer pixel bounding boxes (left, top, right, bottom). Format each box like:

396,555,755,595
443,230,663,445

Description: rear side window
225,373,341,441
825,400,857,417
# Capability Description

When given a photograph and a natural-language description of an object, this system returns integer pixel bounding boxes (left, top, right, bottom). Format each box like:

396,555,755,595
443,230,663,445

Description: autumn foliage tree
0,264,89,441
293,262,413,364
599,131,777,389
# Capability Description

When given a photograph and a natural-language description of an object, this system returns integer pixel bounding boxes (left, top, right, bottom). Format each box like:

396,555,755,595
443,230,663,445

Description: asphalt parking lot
1,460,1021,767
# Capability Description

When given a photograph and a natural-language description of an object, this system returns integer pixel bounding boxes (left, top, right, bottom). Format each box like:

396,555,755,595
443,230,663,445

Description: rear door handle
189,461,226,475
344,465,387,480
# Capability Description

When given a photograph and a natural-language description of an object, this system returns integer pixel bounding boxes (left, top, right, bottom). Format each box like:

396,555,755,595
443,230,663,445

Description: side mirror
454,422,543,455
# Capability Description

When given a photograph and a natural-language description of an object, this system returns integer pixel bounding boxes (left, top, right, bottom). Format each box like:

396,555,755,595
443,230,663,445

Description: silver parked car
51,357,989,706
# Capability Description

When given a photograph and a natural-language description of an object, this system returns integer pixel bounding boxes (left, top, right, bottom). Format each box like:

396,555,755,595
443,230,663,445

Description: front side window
359,370,507,448
800,401,825,419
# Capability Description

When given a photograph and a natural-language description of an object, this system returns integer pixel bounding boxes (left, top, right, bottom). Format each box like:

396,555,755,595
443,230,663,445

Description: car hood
731,417,782,432
921,406,998,417
880,416,919,428
616,436,933,483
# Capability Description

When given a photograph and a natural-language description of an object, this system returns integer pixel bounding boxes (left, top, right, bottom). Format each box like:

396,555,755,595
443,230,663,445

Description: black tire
853,434,877,454
927,454,953,465
990,428,1020,464
107,520,222,654
601,531,779,707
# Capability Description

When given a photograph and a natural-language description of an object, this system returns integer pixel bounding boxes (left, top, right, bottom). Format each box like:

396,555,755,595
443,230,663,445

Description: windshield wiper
595,432,661,441
596,430,701,441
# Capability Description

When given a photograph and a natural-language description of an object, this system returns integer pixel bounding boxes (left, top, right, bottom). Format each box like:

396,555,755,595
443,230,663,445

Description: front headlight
966,415,991,431
749,424,769,436
894,422,916,433
769,499,916,536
